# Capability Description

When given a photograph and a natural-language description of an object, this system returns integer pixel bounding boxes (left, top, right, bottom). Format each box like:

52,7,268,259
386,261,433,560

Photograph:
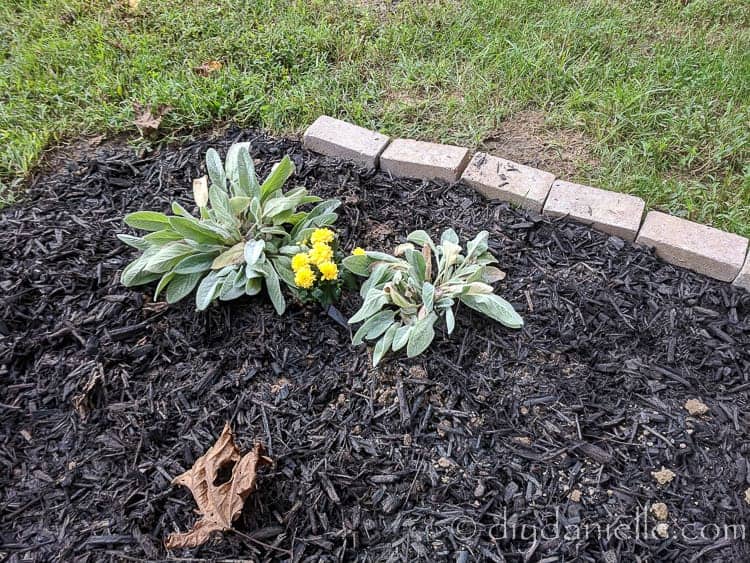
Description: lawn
1,0,748,234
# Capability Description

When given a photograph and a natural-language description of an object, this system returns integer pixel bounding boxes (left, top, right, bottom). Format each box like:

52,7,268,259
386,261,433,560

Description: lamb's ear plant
117,143,340,313
342,229,523,365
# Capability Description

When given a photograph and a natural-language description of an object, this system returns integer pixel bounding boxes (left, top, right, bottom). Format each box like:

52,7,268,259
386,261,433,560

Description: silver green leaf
261,262,285,315
460,293,524,329
124,211,170,232
205,148,227,191
406,312,438,358
373,323,398,366
349,289,388,324
165,272,203,304
195,270,223,311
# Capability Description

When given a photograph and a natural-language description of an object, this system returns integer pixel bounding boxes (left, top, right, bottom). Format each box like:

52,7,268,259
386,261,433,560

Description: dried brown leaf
72,364,104,420
194,60,222,76
133,102,170,136
165,424,271,549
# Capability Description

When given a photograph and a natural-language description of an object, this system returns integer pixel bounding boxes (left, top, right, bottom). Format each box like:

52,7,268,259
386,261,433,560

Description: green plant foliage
343,229,523,365
117,143,340,313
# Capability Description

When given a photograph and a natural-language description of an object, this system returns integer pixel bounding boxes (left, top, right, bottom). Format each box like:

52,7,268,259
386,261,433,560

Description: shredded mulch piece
1,129,749,561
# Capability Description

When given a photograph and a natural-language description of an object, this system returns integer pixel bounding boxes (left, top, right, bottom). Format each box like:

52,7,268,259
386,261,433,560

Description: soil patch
482,109,599,179
1,128,749,561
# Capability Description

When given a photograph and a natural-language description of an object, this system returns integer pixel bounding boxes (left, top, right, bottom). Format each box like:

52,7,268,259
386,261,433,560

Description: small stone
437,457,453,469
650,502,668,521
474,481,486,498
569,489,582,503
655,523,669,538
745,488,750,505
684,398,709,416
652,467,676,486
403,434,412,447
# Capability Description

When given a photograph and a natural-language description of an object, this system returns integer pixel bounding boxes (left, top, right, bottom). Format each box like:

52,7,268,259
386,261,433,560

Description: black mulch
1,129,749,562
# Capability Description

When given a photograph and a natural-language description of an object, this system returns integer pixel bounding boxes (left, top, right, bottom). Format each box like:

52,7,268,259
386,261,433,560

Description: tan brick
734,255,750,291
543,180,645,241
380,139,471,182
302,116,390,169
637,211,748,282
460,153,554,212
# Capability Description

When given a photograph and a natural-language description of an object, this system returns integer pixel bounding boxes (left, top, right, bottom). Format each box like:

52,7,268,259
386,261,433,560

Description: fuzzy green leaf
352,310,396,345
349,289,387,324
392,324,411,352
406,312,437,358
260,156,295,201
373,322,398,366
168,216,226,245
460,294,523,329
261,262,285,314
195,270,222,311
342,254,371,277
165,272,203,304
174,252,217,274
206,148,226,191
124,211,170,232
145,243,193,273
117,234,150,250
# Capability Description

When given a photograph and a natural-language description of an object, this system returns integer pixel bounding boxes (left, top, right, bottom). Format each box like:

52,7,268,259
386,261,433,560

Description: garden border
303,115,750,290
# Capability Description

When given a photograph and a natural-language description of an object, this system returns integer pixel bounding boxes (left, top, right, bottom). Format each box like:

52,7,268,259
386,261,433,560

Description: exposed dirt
1,129,749,562
482,109,600,180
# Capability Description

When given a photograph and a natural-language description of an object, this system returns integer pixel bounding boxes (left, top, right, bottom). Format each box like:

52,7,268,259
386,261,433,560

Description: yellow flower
308,242,333,265
318,261,338,281
310,228,335,245
294,266,316,289
291,252,310,272
351,247,366,256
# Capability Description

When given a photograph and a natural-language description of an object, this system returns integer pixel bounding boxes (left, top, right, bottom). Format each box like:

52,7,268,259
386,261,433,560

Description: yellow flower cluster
292,229,339,289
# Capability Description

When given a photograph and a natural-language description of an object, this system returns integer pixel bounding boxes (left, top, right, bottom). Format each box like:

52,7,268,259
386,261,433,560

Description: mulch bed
1,129,749,562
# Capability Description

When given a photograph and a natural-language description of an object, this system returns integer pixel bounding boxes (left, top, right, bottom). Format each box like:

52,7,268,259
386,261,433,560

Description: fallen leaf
192,176,209,208
133,102,170,136
194,60,222,76
165,424,271,549
72,364,104,419
128,0,140,12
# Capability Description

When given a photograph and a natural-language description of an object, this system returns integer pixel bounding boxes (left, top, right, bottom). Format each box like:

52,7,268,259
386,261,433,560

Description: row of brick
302,115,750,289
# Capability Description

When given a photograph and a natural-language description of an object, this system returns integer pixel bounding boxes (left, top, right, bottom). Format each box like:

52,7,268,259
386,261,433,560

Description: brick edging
302,115,750,291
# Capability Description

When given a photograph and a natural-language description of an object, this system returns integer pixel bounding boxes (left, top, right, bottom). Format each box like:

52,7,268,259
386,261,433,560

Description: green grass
1,0,749,233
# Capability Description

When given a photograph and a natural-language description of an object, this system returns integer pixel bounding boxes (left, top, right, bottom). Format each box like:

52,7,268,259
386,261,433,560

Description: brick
734,255,750,291
302,116,390,169
637,211,749,282
543,180,645,241
460,153,554,212
380,139,471,182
